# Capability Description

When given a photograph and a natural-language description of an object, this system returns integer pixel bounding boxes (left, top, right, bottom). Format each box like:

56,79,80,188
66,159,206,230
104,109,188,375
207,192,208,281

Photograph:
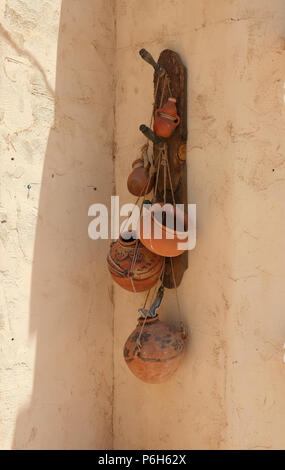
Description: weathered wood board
140,49,188,289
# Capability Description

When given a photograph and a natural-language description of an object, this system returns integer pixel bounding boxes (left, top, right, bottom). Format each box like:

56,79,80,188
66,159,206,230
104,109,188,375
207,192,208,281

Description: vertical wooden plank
153,50,188,289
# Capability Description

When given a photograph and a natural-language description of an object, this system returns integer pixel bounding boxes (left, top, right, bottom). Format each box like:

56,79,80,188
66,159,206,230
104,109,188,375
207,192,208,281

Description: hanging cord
129,68,173,338
128,193,148,294
120,158,154,236
125,149,163,294
150,76,161,128
145,73,162,151
148,256,166,308
167,76,173,97
153,147,163,202
170,257,187,339
134,258,166,356
134,315,148,356
162,147,187,338
161,144,168,204
152,143,168,204
159,76,167,108
166,153,176,206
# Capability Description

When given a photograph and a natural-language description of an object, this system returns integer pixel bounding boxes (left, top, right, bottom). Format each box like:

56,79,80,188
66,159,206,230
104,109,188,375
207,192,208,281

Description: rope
129,238,140,293
134,258,166,356
128,161,157,295
142,287,151,309
166,155,176,206
134,314,148,355
167,77,173,98
150,76,161,128
153,148,163,201
131,66,176,352
120,163,154,236
148,257,166,307
163,160,167,204
145,74,161,150
159,76,167,108
170,257,187,338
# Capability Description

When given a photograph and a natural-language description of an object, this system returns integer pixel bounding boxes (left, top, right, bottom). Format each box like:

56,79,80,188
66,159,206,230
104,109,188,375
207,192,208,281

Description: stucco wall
114,0,285,450
1,0,285,451
0,0,115,449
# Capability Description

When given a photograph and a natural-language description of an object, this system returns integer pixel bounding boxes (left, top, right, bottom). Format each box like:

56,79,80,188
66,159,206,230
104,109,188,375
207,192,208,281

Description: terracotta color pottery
139,202,188,257
127,158,154,197
154,97,180,138
107,232,163,292
124,315,188,383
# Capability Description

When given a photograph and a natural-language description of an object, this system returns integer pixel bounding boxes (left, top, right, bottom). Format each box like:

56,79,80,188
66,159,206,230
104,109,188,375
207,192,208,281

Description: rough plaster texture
1,0,285,451
113,0,285,450
0,0,115,449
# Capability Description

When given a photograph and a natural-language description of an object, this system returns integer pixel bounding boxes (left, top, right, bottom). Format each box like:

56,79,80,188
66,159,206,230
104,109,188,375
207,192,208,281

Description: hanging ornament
107,231,164,292
123,286,188,383
127,148,155,197
139,201,188,257
154,97,180,138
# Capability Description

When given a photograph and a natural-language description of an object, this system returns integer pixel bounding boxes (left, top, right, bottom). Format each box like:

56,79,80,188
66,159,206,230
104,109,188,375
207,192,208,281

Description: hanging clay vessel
154,97,180,138
107,231,163,292
124,315,188,383
139,202,188,257
127,158,154,197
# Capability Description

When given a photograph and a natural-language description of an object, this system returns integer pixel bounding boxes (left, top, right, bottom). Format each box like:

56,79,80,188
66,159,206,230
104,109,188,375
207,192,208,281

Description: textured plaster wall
114,0,285,450
1,0,285,451
0,0,115,449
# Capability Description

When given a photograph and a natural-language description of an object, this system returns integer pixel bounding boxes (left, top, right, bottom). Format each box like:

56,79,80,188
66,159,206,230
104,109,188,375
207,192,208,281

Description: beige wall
0,0,115,449
1,0,285,450
114,0,285,450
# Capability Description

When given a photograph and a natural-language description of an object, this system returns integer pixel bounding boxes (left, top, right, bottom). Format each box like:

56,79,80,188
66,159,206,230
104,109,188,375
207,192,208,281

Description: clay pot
107,231,163,292
154,97,180,138
127,158,154,197
139,202,188,257
124,315,187,383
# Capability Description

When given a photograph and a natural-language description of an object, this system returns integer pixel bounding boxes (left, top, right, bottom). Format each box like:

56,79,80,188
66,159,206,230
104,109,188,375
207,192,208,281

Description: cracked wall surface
1,0,285,450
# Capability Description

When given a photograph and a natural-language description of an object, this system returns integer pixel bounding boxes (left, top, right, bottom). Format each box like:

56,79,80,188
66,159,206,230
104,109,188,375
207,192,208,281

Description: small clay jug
127,158,154,197
107,231,163,292
154,97,180,138
124,315,188,383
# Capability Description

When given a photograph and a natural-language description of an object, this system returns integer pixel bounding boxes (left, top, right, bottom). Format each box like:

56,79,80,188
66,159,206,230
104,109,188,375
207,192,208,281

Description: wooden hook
139,49,166,76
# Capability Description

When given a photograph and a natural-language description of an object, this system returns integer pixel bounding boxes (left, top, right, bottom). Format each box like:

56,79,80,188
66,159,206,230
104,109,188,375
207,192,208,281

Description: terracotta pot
154,97,180,138
107,232,163,292
124,315,188,383
131,158,144,168
139,202,188,257
127,158,154,197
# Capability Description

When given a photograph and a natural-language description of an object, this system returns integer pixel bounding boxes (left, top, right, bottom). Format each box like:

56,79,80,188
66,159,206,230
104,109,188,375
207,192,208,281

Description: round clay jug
124,315,188,383
154,97,180,138
107,231,163,292
127,158,154,197
139,202,188,257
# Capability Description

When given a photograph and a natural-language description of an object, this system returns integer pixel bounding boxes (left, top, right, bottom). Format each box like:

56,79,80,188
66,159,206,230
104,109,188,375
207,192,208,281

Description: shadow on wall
12,1,114,449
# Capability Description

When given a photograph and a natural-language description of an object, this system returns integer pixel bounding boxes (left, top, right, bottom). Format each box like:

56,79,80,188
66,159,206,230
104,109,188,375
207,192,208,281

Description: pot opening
138,314,159,324
120,230,138,244
153,205,188,234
